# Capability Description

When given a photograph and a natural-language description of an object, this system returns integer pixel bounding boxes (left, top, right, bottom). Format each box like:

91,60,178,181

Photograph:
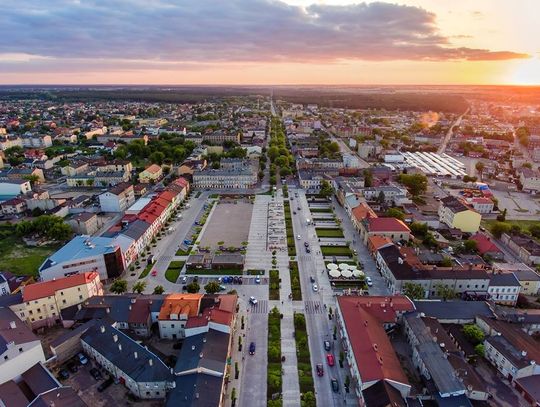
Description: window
79,295,83,300
31,318,35,322
62,299,66,304
171,324,175,328
39,316,42,319
60,291,64,296
37,308,41,313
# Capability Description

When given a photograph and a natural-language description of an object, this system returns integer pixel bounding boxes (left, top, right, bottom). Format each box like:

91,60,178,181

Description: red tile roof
23,272,100,302
352,203,377,222
338,296,411,386
470,233,501,255
368,217,410,233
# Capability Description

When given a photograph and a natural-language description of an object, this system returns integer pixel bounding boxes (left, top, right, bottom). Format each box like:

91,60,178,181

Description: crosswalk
304,300,324,314
249,299,268,314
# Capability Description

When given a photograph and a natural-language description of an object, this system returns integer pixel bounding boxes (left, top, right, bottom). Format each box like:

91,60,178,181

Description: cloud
0,0,529,69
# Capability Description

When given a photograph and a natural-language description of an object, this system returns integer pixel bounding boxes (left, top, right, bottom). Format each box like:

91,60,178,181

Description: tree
23,174,40,185
490,222,511,238
523,162,533,169
204,281,222,294
410,222,428,237
403,282,425,299
462,175,477,183
153,285,165,295
132,281,147,294
386,208,405,220
440,256,452,267
398,173,428,197
434,284,456,300
319,180,333,198
463,239,478,253
301,391,316,407
497,208,507,222
110,279,128,294
475,343,485,357
463,324,485,344
475,161,485,178
149,151,165,165
186,282,200,293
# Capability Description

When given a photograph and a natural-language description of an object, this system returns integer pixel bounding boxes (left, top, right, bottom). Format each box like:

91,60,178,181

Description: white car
366,277,373,287
249,296,258,305
312,284,319,292
297,235,301,240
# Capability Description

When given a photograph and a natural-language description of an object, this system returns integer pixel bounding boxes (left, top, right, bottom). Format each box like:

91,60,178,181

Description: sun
508,57,540,85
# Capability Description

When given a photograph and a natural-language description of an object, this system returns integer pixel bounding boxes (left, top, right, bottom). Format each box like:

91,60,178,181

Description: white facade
99,189,135,212
0,180,32,196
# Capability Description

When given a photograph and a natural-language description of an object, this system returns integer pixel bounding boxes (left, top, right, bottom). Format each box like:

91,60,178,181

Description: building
21,272,102,329
67,212,100,235
202,131,240,145
361,217,411,244
81,323,174,399
520,168,540,193
336,296,414,404
158,294,203,339
413,300,494,324
0,197,27,215
363,186,410,206
438,196,481,233
138,164,163,184
60,161,89,177
193,166,257,189
514,375,540,407
470,197,494,214
470,233,504,260
501,233,540,266
67,171,130,188
0,178,32,200
99,183,136,212
0,308,46,385
39,235,125,281
492,263,540,296
488,273,521,306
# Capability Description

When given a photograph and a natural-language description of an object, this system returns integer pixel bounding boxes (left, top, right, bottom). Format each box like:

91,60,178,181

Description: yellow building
438,196,481,233
22,272,103,329
138,164,163,183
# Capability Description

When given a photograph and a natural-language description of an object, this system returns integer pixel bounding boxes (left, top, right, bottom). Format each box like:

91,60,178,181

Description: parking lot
490,189,540,219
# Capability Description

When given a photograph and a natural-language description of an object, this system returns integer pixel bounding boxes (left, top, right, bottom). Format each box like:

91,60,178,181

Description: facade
193,167,257,189
470,197,494,214
0,197,27,215
81,323,174,399
202,131,240,144
39,235,125,281
520,168,540,193
0,309,46,385
438,196,481,233
68,212,100,235
99,183,136,212
502,233,540,265
361,217,411,244
158,294,203,339
138,164,163,183
0,178,32,198
488,273,521,306
22,272,102,329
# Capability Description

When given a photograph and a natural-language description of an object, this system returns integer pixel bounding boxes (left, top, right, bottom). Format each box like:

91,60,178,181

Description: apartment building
99,182,136,212
438,196,481,233
138,164,163,183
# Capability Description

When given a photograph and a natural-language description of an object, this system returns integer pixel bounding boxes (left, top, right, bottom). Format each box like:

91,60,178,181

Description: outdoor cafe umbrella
338,263,350,270
329,269,341,278
326,263,338,270
352,269,364,278
341,269,353,278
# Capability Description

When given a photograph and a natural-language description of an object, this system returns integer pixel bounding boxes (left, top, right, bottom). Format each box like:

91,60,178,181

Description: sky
0,0,539,85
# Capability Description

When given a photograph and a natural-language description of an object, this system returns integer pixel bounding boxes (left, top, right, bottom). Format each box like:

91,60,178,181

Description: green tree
440,256,452,267
204,281,222,294
398,173,428,197
301,391,316,407
475,161,485,178
110,279,128,294
463,239,478,253
186,282,200,293
23,174,40,185
132,281,147,294
463,324,485,344
490,222,511,238
410,222,428,237
434,284,456,300
319,180,333,198
153,285,165,295
386,208,405,220
475,343,485,357
149,151,165,165
403,282,425,299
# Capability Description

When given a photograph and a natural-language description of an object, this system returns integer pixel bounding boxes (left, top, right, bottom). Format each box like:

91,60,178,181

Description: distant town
1,87,540,407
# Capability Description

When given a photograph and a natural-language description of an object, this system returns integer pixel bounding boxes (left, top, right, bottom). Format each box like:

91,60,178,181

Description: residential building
0,274,10,296
501,233,540,265
520,168,540,193
488,273,521,306
138,164,163,183
492,263,540,296
193,166,257,189
470,197,494,214
470,233,504,260
158,294,203,339
350,202,377,232
81,323,174,399
202,131,240,144
99,182,136,212
22,272,102,329
39,235,125,281
68,212,100,235
514,375,540,407
67,170,130,187
360,217,411,244
60,161,89,177
363,186,410,206
0,309,46,385
0,178,32,199
0,197,27,215
438,196,481,233
336,296,414,404
413,300,494,324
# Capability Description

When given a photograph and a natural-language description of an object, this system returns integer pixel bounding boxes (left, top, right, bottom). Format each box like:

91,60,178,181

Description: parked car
316,364,324,377
151,270,157,277
304,242,309,247
297,235,301,240
297,207,301,211
219,285,227,291
331,378,339,392
255,276,261,284
310,276,315,283
306,248,311,253
324,340,331,351
366,277,373,287
180,276,187,283
58,369,70,380
249,342,256,355
97,377,114,392
78,353,88,365
90,368,102,380
326,354,335,366
293,211,297,215
312,284,319,292
249,296,258,305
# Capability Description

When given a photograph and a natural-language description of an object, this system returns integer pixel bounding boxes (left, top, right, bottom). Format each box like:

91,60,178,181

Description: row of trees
15,215,72,241
114,133,196,165
109,279,225,295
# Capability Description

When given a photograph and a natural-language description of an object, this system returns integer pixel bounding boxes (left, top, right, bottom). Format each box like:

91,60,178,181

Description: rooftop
23,272,99,302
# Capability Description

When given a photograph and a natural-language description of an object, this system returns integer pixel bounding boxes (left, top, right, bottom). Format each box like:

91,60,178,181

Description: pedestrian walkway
304,300,324,314
245,195,273,271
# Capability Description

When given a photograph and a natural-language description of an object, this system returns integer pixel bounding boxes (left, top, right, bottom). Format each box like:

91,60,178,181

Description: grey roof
81,323,172,383
490,273,521,287
174,330,229,375
121,219,151,241
21,363,59,397
0,292,23,308
0,308,39,354
28,387,87,407
413,300,494,322
166,374,223,407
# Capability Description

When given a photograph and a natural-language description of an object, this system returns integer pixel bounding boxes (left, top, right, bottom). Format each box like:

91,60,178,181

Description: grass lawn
209,193,220,198
194,191,202,198
310,207,332,213
482,219,540,232
289,261,302,300
315,228,344,238
175,246,193,256
185,267,243,275
269,269,280,300
267,307,282,403
139,262,153,279
321,246,353,257
294,313,316,398
0,231,59,277
165,261,185,282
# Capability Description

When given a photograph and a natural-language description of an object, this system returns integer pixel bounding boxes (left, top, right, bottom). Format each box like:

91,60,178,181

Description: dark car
316,364,324,377
331,378,339,392
324,340,331,351
306,248,311,253
310,276,315,283
97,377,114,392
304,242,309,247
90,368,102,380
67,362,78,373
249,342,256,355
58,369,69,380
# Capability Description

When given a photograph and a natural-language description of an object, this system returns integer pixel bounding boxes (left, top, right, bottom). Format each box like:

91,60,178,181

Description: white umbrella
338,263,350,270
348,265,358,271
327,263,338,270
341,269,353,278
329,269,341,278
352,269,364,278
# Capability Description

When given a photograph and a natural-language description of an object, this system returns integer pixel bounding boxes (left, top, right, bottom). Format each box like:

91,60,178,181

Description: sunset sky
1,0,538,85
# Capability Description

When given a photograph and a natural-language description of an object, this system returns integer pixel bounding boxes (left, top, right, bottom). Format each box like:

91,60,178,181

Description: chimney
106,307,110,313
113,334,118,342
100,325,105,333
9,321,16,329
118,343,122,351
203,337,207,343
77,304,82,311
134,351,138,359
129,305,132,311
522,350,528,357
199,352,204,359
192,345,196,351
149,358,153,366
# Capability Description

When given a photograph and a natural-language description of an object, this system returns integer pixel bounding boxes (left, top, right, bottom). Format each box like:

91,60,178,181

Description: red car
151,270,157,277
316,364,324,377
326,354,335,367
